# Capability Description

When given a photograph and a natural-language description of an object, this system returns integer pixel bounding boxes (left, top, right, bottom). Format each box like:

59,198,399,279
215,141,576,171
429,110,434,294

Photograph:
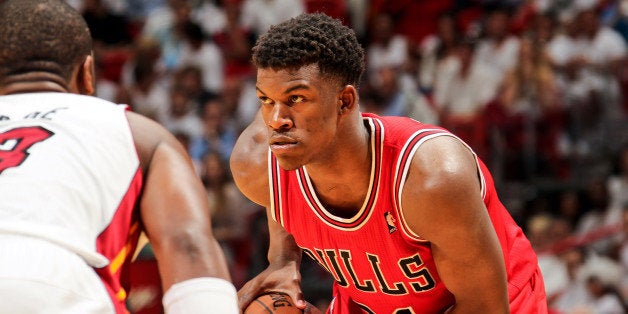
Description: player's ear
338,85,358,115
77,53,95,96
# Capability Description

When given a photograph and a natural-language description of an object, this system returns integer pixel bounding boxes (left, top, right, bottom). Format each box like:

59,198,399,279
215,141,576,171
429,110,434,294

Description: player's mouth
269,136,298,154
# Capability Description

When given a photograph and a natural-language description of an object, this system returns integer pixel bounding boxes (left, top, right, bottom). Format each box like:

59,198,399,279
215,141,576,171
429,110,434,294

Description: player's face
256,64,342,170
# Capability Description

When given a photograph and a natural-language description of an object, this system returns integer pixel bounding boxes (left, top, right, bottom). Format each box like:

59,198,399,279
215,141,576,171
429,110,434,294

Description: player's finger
285,271,305,309
288,289,306,309
237,282,260,310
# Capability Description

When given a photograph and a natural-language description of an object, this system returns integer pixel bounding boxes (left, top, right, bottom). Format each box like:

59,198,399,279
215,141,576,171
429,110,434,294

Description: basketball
244,292,303,314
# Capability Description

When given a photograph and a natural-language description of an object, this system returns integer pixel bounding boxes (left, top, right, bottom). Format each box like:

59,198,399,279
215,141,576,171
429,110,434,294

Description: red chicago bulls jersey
0,93,143,313
269,113,542,313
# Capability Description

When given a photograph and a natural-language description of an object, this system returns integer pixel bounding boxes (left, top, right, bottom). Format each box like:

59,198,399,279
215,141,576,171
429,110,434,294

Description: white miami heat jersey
0,93,140,268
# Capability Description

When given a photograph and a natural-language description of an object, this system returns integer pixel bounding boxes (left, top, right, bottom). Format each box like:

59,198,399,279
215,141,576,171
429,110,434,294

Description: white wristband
162,277,238,314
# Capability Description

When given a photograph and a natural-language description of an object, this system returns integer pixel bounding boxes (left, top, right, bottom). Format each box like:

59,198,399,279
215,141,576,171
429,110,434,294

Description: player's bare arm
230,111,271,207
400,136,509,313
238,217,305,310
127,111,232,291
231,112,307,310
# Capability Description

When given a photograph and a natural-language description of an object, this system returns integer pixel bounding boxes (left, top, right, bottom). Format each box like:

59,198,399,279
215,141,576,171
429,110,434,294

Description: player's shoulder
231,111,268,167
230,113,270,207
414,133,474,166
402,131,480,196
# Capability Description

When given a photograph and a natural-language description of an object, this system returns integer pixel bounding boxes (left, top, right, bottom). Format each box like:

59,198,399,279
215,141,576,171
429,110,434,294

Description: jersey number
0,126,54,174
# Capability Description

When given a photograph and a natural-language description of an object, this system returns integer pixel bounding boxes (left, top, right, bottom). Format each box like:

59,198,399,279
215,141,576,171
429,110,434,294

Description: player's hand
237,260,306,311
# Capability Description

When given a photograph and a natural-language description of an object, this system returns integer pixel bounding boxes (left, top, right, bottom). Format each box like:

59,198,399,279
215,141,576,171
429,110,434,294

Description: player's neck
0,73,70,95
306,112,370,175
304,117,372,215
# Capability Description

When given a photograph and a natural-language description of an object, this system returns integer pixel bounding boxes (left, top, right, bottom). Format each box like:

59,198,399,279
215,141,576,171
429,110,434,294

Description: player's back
0,92,140,268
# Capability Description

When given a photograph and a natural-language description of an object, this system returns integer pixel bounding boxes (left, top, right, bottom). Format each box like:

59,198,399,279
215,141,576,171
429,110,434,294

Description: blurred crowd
65,0,628,312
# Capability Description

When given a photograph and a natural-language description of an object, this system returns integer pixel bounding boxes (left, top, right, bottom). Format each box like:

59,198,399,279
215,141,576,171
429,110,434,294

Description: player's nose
267,103,293,130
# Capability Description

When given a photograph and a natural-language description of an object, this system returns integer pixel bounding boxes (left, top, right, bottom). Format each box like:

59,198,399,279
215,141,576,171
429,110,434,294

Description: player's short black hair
252,13,365,87
0,0,92,81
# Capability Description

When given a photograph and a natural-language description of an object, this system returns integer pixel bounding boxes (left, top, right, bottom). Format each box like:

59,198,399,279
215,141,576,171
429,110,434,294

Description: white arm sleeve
162,277,238,314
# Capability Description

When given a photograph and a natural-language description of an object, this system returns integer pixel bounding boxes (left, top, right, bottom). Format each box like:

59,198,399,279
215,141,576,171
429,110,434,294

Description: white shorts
0,234,115,314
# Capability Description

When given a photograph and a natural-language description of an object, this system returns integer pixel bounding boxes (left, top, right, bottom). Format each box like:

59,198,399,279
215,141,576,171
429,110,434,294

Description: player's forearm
160,238,237,314
152,230,231,290
267,229,302,266
439,267,509,314
267,211,302,266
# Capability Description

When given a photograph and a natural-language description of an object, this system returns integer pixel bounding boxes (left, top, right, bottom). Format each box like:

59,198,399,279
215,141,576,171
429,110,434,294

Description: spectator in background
141,0,192,71
239,0,305,39
551,247,593,312
82,0,136,89
546,9,594,160
578,5,627,97
212,0,256,80
345,0,369,42
172,65,215,113
118,51,170,124
225,76,259,131
617,205,628,300
140,0,180,43
584,275,626,314
608,0,628,42
93,55,122,103
123,0,166,23
548,5,627,163
189,98,239,167
557,189,586,232
576,177,622,256
545,8,584,96
417,13,462,94
162,86,204,141
608,146,628,215
578,178,612,235
527,11,558,45
603,146,628,253
549,245,625,313
474,6,521,82
119,34,165,86
368,0,454,46
367,66,438,125
365,13,408,87
575,5,627,127
433,38,501,156
193,0,227,37
179,21,225,95
486,36,563,180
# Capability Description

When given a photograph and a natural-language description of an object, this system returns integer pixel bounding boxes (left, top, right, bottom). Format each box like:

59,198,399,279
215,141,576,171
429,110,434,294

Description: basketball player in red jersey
0,0,236,312
231,13,547,313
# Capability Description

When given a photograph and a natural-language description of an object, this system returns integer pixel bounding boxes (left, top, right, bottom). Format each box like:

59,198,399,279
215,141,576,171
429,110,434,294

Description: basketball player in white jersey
0,0,237,313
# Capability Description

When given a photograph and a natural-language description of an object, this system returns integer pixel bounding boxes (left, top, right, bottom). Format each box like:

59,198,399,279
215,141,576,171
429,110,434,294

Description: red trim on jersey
393,129,446,241
94,167,143,314
270,153,283,224
394,130,444,194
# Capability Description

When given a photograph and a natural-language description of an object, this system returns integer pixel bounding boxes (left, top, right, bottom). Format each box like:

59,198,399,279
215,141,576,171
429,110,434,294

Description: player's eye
259,96,273,105
289,95,304,103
